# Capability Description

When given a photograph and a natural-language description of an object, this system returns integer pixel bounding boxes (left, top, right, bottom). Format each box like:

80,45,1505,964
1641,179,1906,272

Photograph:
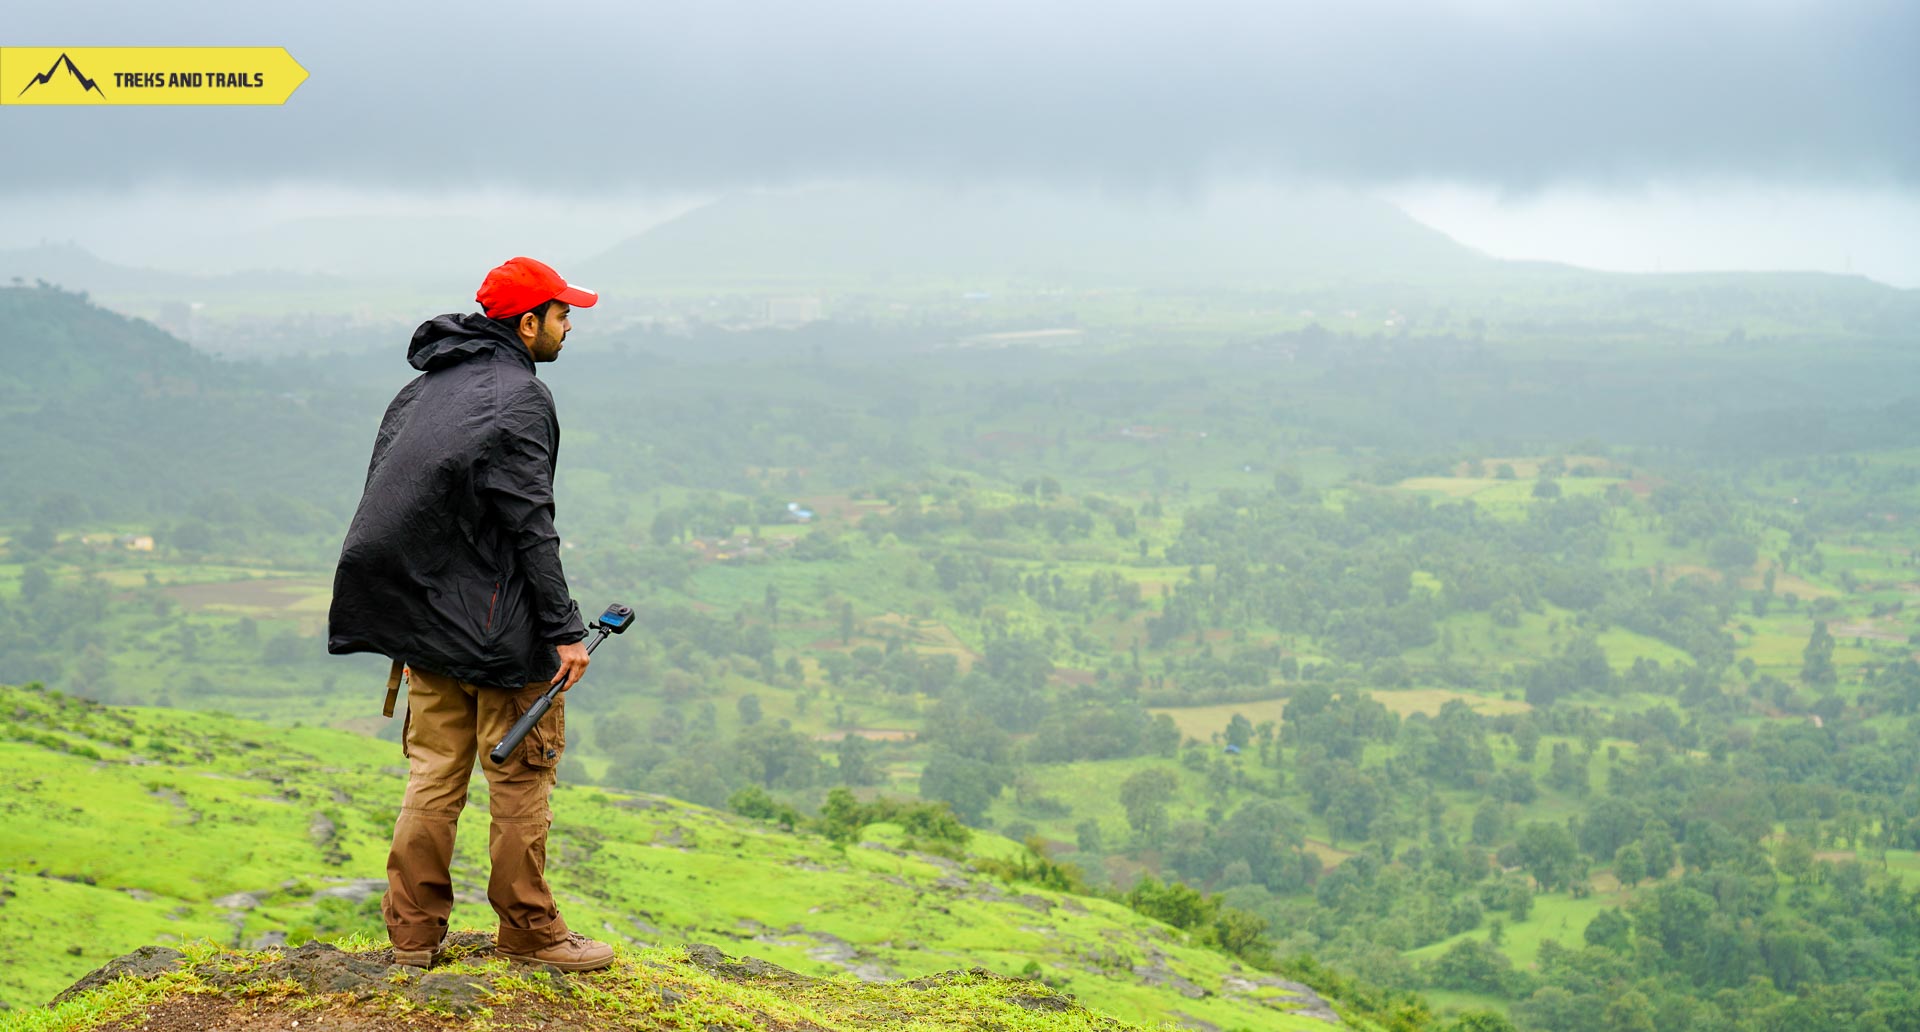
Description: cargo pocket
528,695,565,772
505,683,564,773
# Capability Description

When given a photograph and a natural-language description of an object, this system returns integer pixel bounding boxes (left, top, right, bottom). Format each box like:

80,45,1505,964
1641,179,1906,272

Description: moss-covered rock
12,937,1149,1032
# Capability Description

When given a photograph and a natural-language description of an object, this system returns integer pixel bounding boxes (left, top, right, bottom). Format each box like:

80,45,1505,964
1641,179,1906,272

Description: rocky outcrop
41,937,1131,1032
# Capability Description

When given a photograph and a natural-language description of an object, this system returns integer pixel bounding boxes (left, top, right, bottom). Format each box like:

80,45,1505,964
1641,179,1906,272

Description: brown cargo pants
382,667,571,955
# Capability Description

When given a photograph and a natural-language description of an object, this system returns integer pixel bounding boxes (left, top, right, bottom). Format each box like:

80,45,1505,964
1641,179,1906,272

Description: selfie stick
488,603,633,765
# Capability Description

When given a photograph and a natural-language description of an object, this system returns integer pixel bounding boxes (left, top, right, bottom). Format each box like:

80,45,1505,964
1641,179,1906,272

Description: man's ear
518,311,540,342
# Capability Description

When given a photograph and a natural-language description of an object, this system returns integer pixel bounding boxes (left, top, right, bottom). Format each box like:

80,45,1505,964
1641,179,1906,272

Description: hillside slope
0,684,1359,1030
0,285,374,522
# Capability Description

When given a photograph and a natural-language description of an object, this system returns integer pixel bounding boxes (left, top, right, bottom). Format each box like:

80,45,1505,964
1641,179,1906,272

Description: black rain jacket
328,313,586,688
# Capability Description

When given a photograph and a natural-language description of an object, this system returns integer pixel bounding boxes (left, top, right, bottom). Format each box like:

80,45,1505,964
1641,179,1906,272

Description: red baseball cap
476,257,599,319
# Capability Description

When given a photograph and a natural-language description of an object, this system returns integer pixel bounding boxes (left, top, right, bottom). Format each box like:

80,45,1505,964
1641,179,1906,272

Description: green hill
0,284,373,522
0,684,1372,1030
0,279,219,404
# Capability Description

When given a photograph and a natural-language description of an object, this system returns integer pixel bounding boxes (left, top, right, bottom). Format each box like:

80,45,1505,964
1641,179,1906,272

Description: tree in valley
1120,767,1180,842
1514,821,1580,891
1801,621,1836,688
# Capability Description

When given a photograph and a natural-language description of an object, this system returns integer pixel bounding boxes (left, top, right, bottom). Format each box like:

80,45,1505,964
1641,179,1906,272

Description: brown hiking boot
499,931,615,972
391,938,445,969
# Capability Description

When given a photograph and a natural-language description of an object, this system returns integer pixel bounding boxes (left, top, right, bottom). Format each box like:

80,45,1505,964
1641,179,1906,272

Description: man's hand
551,641,590,692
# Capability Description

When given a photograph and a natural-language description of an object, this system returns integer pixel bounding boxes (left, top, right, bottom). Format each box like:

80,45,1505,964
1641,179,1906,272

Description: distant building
687,534,765,562
118,534,155,552
785,502,815,523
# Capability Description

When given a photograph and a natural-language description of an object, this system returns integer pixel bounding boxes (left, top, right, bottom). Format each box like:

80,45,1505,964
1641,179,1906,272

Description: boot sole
499,950,614,973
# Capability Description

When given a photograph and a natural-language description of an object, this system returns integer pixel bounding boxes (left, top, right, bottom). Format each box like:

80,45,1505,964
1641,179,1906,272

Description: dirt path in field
813,728,916,742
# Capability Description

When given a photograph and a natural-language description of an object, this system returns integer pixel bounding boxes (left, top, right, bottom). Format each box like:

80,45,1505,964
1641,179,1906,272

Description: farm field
1150,688,1532,743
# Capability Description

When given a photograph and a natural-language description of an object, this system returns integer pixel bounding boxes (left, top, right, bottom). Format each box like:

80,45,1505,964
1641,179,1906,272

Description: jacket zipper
484,582,499,631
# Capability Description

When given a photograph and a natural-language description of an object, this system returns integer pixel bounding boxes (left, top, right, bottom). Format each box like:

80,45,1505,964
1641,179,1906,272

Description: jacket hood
408,313,534,372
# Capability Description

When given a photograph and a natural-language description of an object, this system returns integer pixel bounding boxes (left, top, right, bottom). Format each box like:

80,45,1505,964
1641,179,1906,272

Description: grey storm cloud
3,0,1915,195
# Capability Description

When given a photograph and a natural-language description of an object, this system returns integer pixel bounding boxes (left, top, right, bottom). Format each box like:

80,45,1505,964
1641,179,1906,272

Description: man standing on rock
328,257,614,973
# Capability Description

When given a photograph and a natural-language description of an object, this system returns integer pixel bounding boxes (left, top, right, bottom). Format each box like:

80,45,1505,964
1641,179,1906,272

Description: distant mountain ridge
0,242,347,296
13,190,1917,308
582,184,1489,289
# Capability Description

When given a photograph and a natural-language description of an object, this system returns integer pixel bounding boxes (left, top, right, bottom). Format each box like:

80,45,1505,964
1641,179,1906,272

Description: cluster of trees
1421,859,1920,1030
1157,675,1920,1032
1148,483,1764,679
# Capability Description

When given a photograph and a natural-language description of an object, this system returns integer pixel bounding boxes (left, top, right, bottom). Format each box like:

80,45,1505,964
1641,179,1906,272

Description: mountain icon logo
18,52,106,98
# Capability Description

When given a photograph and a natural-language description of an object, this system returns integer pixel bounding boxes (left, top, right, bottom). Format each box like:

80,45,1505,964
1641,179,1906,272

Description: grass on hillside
1404,890,1620,972
0,685,1360,1031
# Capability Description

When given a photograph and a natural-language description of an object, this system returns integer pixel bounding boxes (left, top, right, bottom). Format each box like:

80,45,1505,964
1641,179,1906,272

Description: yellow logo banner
0,47,307,105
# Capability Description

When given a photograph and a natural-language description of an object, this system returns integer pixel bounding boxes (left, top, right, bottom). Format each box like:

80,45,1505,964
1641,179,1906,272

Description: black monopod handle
487,625,610,765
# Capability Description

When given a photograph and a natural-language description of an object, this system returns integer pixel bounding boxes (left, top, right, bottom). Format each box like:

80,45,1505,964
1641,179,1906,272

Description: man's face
525,303,572,363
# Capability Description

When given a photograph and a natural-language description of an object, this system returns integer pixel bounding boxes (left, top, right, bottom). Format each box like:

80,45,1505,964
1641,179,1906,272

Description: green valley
4,269,1920,1031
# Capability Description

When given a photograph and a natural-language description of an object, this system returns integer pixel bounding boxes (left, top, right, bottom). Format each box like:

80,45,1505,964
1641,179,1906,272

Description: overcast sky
3,0,1916,284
